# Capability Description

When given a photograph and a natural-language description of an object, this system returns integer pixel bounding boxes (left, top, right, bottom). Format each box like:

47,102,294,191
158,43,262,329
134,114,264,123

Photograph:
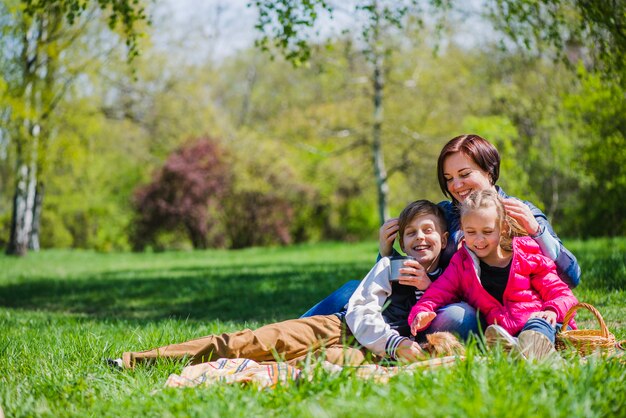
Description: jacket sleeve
407,259,462,330
345,258,407,359
523,199,581,289
528,254,579,323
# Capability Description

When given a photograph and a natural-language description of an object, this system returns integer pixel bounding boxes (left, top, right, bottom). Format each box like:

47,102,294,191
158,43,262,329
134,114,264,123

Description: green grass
0,239,625,417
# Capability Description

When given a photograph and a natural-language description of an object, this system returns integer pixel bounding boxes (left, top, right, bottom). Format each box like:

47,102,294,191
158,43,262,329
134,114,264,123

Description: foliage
462,115,536,203
220,144,305,249
132,138,232,250
1,0,625,251
468,49,584,230
488,0,626,87
252,0,452,66
22,0,148,60
0,0,149,256
252,0,455,225
222,190,294,249
563,69,626,237
0,240,624,416
252,0,333,65
35,90,149,251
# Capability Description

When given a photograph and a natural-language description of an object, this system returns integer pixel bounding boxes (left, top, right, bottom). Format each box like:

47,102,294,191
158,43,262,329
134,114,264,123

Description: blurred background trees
0,0,624,255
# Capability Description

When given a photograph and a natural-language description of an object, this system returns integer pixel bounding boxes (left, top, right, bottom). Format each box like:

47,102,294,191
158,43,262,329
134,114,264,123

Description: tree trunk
185,221,208,249
6,7,62,255
6,158,37,256
6,16,40,256
28,181,45,251
371,4,389,225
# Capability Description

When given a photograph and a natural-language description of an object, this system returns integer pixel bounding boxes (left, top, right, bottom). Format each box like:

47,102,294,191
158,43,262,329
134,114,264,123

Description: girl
408,189,578,360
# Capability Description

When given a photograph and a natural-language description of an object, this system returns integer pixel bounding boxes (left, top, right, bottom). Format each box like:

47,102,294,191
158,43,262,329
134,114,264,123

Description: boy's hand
529,310,557,326
379,218,399,256
395,339,427,362
398,260,431,290
503,198,540,236
410,311,437,336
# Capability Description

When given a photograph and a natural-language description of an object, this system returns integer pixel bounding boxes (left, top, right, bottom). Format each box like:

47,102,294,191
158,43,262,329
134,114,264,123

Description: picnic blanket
165,356,464,389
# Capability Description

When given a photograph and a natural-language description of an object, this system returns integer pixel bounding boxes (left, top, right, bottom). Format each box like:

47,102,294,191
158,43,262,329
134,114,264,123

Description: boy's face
400,214,447,272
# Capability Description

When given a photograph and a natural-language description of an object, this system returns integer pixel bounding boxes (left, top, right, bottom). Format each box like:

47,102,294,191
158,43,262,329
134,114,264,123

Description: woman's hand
379,218,399,256
395,339,427,362
529,310,557,326
410,311,437,336
397,259,431,290
503,198,540,236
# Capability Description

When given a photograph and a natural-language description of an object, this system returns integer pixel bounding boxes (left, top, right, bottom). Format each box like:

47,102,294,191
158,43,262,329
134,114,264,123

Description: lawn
0,239,625,417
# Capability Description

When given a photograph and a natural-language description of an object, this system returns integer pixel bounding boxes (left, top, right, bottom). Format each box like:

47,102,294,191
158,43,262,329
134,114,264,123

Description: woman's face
443,152,494,202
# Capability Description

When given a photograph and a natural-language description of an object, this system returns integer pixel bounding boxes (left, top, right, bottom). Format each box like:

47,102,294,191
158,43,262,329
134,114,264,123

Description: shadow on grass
3,240,620,324
0,262,371,322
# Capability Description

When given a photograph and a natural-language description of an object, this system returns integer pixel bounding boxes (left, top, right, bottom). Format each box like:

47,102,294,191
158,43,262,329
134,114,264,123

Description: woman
302,134,581,332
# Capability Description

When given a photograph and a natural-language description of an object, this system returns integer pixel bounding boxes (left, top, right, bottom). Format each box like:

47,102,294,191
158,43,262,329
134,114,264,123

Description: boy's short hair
397,200,447,249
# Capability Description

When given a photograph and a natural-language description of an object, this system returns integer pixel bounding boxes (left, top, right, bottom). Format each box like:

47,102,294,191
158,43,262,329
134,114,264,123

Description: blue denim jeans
519,317,559,344
300,280,360,318
300,281,479,340
427,302,479,341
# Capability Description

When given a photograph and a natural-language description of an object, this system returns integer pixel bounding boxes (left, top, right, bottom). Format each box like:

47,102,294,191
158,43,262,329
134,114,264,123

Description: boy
112,200,459,369
346,199,450,361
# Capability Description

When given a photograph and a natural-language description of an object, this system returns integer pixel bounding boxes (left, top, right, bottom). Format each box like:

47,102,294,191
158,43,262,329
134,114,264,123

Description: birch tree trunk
6,7,64,255
28,181,44,251
28,15,58,252
372,50,389,225
370,2,389,225
6,145,37,256
6,10,44,255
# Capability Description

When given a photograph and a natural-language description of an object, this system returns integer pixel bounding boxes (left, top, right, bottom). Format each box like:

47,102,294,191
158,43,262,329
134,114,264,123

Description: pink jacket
408,236,577,336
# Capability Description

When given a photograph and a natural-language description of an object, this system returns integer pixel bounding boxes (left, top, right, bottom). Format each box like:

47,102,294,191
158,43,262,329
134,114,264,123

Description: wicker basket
556,303,616,356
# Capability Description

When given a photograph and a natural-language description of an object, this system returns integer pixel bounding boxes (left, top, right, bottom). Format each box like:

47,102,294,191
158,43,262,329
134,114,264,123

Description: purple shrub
223,190,294,249
132,138,232,250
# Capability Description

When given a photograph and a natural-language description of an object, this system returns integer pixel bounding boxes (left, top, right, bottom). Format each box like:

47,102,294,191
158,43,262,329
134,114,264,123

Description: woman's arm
502,197,581,288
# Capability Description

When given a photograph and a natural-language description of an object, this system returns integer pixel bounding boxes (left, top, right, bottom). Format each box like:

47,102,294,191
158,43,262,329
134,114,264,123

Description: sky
151,0,259,63
150,0,498,65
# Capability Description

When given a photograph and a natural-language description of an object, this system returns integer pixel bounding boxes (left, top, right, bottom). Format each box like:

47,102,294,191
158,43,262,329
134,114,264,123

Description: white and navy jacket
345,257,442,360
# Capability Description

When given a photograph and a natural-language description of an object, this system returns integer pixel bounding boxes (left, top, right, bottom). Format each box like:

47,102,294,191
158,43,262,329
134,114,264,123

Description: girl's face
462,205,504,265
401,214,448,273
443,152,494,202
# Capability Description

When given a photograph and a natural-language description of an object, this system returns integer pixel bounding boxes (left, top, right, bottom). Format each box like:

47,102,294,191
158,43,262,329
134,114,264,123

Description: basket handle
560,302,610,338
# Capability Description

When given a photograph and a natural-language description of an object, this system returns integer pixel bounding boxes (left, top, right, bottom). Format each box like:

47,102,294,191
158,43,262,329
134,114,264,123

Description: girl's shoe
518,330,560,363
485,325,523,357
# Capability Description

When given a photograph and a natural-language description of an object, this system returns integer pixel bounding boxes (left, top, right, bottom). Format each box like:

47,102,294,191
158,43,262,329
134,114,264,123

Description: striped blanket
165,356,463,389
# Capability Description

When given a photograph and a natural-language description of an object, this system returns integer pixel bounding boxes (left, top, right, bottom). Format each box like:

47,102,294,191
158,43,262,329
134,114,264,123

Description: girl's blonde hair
460,190,527,251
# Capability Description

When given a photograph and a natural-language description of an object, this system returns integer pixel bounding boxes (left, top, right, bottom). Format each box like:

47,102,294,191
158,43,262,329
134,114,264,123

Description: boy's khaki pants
123,314,366,368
